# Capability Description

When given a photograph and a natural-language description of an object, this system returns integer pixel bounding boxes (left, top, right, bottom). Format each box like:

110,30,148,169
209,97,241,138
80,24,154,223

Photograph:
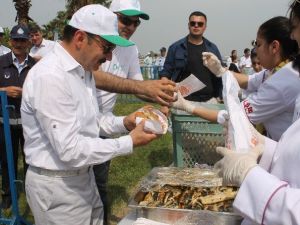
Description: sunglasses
189,21,205,27
87,34,116,54
118,14,141,27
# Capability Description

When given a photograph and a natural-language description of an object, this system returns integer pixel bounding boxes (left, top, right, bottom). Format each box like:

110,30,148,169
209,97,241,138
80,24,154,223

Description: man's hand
214,145,264,186
2,86,22,98
202,52,227,77
93,71,176,106
123,110,138,131
159,106,170,117
140,78,176,107
130,120,159,147
171,91,195,114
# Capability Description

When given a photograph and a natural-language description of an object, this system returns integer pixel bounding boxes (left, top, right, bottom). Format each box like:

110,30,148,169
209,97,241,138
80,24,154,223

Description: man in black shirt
160,11,223,102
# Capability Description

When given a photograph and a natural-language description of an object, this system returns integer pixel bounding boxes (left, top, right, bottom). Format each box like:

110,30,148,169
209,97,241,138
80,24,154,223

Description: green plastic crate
171,104,225,167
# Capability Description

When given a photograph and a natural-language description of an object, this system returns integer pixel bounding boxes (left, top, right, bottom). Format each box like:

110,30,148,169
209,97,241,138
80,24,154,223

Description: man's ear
73,30,86,50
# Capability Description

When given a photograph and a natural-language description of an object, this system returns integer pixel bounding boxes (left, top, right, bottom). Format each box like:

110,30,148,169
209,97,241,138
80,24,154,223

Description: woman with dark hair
176,3,300,225
173,16,300,141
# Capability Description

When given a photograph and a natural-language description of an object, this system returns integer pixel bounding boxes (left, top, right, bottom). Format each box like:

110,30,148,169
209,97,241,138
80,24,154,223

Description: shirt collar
11,52,29,65
36,38,46,48
53,42,83,72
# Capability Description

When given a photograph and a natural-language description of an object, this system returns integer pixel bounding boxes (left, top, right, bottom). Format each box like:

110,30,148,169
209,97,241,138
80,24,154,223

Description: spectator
228,54,240,73
143,51,154,79
239,48,252,74
160,11,223,102
0,26,11,56
155,47,167,72
29,24,55,61
0,24,35,209
226,49,237,67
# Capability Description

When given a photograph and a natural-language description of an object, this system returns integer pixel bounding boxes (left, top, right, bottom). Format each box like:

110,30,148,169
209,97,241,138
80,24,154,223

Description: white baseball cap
69,4,134,47
110,0,149,20
0,26,4,34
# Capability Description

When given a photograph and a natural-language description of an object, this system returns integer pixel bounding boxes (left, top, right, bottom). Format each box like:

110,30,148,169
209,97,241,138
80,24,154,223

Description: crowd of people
0,0,300,225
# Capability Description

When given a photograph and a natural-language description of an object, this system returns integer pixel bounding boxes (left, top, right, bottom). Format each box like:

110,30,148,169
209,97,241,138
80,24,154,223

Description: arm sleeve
233,166,300,225
29,72,133,168
241,82,286,124
246,70,265,92
258,137,277,170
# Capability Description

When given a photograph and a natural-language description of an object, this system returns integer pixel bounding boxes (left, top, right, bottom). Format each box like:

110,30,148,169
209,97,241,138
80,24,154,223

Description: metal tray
129,199,242,225
128,167,242,225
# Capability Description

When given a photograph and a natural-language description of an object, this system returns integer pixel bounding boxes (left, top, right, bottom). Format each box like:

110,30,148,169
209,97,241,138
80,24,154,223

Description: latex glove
217,110,229,125
205,97,218,104
214,145,263,186
171,91,195,113
202,52,227,77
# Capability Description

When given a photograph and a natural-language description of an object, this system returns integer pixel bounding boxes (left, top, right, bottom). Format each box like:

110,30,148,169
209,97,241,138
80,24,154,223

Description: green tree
13,0,33,25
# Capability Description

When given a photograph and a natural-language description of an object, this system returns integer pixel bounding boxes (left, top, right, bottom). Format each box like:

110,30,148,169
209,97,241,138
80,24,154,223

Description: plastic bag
135,106,168,134
222,71,259,151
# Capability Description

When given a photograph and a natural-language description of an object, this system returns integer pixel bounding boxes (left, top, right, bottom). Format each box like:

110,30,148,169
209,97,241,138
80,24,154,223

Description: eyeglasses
189,21,205,27
118,14,141,27
87,34,116,54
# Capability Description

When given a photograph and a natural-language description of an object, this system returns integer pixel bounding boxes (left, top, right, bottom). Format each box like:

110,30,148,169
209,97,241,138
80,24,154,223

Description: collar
53,42,83,72
12,52,28,65
271,59,290,74
35,38,46,48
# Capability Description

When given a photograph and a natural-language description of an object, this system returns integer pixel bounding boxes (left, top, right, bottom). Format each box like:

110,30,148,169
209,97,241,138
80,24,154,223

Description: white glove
205,97,218,104
202,52,227,77
217,110,229,125
214,145,263,186
171,91,195,113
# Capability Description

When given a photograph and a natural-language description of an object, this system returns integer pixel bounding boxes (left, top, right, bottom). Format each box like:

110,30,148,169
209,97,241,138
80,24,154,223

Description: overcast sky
1,0,292,57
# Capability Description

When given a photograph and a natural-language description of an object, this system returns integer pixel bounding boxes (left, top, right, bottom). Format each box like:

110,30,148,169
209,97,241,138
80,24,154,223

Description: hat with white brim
69,4,134,47
110,0,150,20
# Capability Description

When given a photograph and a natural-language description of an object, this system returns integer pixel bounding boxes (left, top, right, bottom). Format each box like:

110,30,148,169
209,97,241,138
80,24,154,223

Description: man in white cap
21,5,158,225
93,0,151,223
0,27,11,56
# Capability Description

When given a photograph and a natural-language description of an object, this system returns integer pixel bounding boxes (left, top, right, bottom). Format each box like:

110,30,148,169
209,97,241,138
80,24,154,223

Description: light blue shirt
12,52,28,74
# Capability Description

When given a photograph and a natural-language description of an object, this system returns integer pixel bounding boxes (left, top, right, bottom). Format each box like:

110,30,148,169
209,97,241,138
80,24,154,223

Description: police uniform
0,51,35,206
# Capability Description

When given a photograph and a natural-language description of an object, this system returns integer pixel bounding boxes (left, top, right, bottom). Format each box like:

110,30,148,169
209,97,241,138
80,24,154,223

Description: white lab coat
233,113,300,224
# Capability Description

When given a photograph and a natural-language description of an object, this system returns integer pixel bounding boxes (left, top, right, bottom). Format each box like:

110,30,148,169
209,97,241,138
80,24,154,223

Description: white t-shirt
239,56,252,68
0,45,11,56
96,45,143,114
29,39,55,58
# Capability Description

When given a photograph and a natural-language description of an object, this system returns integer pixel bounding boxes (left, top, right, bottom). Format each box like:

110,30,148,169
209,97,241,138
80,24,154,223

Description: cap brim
119,9,150,20
10,35,29,40
101,35,134,47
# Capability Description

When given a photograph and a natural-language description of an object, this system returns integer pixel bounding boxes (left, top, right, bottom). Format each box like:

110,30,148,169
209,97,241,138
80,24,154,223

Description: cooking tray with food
128,167,242,225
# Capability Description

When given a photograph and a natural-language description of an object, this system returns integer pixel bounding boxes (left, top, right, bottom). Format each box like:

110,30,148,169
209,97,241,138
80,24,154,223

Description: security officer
0,24,35,209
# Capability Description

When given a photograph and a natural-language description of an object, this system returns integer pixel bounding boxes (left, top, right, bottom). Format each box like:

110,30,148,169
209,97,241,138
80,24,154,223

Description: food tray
128,167,242,225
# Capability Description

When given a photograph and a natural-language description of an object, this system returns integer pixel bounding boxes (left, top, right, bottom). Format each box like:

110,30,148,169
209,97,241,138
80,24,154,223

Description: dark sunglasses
87,33,116,54
189,21,205,27
118,14,141,27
